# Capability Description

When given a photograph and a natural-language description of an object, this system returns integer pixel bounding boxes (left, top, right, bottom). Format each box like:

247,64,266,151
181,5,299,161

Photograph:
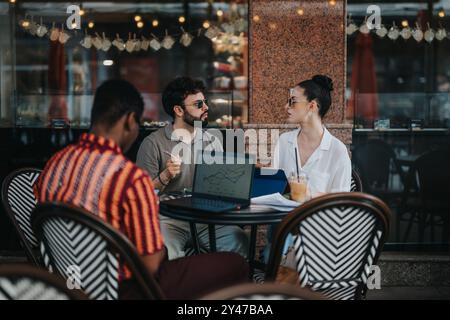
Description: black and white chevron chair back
32,202,164,300
38,216,120,300
0,264,87,300
1,168,41,265
266,193,390,300
201,283,325,300
351,169,363,192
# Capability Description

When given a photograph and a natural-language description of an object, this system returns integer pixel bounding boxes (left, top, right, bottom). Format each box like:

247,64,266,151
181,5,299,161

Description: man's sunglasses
182,99,209,109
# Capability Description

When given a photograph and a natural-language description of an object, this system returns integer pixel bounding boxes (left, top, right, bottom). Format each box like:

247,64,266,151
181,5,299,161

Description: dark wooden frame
201,282,326,300
265,192,391,299
0,264,88,300
31,202,165,300
1,168,42,266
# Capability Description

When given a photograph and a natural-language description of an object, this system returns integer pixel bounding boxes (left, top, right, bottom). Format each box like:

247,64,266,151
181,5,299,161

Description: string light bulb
329,0,336,6
21,20,30,28
401,20,409,27
253,15,260,22
79,9,85,16
152,19,159,27
217,10,224,17
137,21,144,28
134,15,142,22
10,0,16,3
297,8,304,16
179,16,185,24
88,21,94,28
439,10,445,18
203,20,210,29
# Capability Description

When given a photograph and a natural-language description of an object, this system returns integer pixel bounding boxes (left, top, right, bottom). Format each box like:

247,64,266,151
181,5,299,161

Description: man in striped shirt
35,79,248,299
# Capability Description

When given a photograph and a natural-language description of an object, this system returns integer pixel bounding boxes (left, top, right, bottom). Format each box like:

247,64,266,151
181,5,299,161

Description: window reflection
1,1,249,128
347,0,450,129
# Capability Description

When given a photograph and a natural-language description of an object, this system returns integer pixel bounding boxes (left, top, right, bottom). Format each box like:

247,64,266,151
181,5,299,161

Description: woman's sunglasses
287,88,309,107
287,97,298,107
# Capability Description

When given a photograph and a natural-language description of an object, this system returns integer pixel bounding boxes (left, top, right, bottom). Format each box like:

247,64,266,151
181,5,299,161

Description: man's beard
183,111,208,127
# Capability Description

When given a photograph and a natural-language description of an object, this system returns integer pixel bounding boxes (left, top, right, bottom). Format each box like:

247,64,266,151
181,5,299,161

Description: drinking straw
294,147,300,182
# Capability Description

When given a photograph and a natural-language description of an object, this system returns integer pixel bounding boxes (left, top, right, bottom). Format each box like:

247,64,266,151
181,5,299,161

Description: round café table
159,200,291,274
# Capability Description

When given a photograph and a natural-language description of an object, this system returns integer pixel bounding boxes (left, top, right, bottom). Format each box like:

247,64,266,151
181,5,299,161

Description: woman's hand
312,192,326,198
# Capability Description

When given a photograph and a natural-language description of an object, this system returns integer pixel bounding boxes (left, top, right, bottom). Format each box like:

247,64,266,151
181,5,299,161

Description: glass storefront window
0,3,13,127
352,92,450,129
1,1,248,128
348,1,450,249
347,0,450,130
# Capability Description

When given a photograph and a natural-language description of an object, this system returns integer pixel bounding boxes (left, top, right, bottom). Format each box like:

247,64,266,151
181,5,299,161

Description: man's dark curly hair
162,77,206,118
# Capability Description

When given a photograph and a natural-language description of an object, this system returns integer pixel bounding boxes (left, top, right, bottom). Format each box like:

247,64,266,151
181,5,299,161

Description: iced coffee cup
289,172,310,203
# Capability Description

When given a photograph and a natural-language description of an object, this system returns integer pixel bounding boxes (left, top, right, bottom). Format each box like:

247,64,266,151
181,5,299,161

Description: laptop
161,152,255,213
251,168,288,198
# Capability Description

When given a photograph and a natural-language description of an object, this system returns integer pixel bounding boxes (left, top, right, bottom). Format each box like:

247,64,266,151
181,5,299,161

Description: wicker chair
265,192,391,300
0,264,87,300
1,168,42,265
32,202,164,300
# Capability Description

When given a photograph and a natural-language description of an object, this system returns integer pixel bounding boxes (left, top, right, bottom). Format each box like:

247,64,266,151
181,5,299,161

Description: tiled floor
366,287,450,300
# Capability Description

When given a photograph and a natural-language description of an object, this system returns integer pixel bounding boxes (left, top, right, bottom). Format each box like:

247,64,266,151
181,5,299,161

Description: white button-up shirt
272,127,352,195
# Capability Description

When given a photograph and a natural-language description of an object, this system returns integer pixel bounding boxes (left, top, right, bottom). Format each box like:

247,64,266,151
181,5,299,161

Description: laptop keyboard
191,198,238,211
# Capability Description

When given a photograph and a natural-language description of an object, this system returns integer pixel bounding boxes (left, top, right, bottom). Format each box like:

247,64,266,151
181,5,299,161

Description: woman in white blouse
262,75,352,263
273,75,351,196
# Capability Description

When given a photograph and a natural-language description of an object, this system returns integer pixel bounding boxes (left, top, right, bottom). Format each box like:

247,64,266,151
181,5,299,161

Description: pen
164,151,182,163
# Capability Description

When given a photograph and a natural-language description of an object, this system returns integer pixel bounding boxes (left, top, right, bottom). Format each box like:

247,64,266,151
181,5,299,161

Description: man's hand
141,247,167,276
160,158,181,183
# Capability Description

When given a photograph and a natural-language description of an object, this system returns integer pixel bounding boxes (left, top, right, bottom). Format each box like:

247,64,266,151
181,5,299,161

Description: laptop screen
193,152,255,201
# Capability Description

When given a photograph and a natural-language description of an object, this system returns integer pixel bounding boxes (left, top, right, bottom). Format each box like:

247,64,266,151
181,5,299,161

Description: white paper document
251,193,301,212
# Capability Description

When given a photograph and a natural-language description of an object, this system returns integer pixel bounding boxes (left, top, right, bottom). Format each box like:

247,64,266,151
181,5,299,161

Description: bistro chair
265,192,391,300
400,149,450,243
1,168,42,266
31,202,164,300
352,140,406,200
0,264,87,300
351,168,363,192
201,283,326,300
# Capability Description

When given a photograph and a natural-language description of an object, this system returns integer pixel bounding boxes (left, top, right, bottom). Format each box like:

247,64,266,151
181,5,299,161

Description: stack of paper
251,193,301,212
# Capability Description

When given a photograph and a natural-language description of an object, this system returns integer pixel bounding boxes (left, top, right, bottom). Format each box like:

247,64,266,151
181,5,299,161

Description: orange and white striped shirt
34,133,164,278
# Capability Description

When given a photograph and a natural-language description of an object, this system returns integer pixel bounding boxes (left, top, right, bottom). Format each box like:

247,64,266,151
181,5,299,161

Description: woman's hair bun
312,75,333,92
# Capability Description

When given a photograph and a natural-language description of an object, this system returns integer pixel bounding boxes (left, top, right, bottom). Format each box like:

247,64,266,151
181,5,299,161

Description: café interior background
1,0,450,249
0,0,249,128
2,0,450,130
